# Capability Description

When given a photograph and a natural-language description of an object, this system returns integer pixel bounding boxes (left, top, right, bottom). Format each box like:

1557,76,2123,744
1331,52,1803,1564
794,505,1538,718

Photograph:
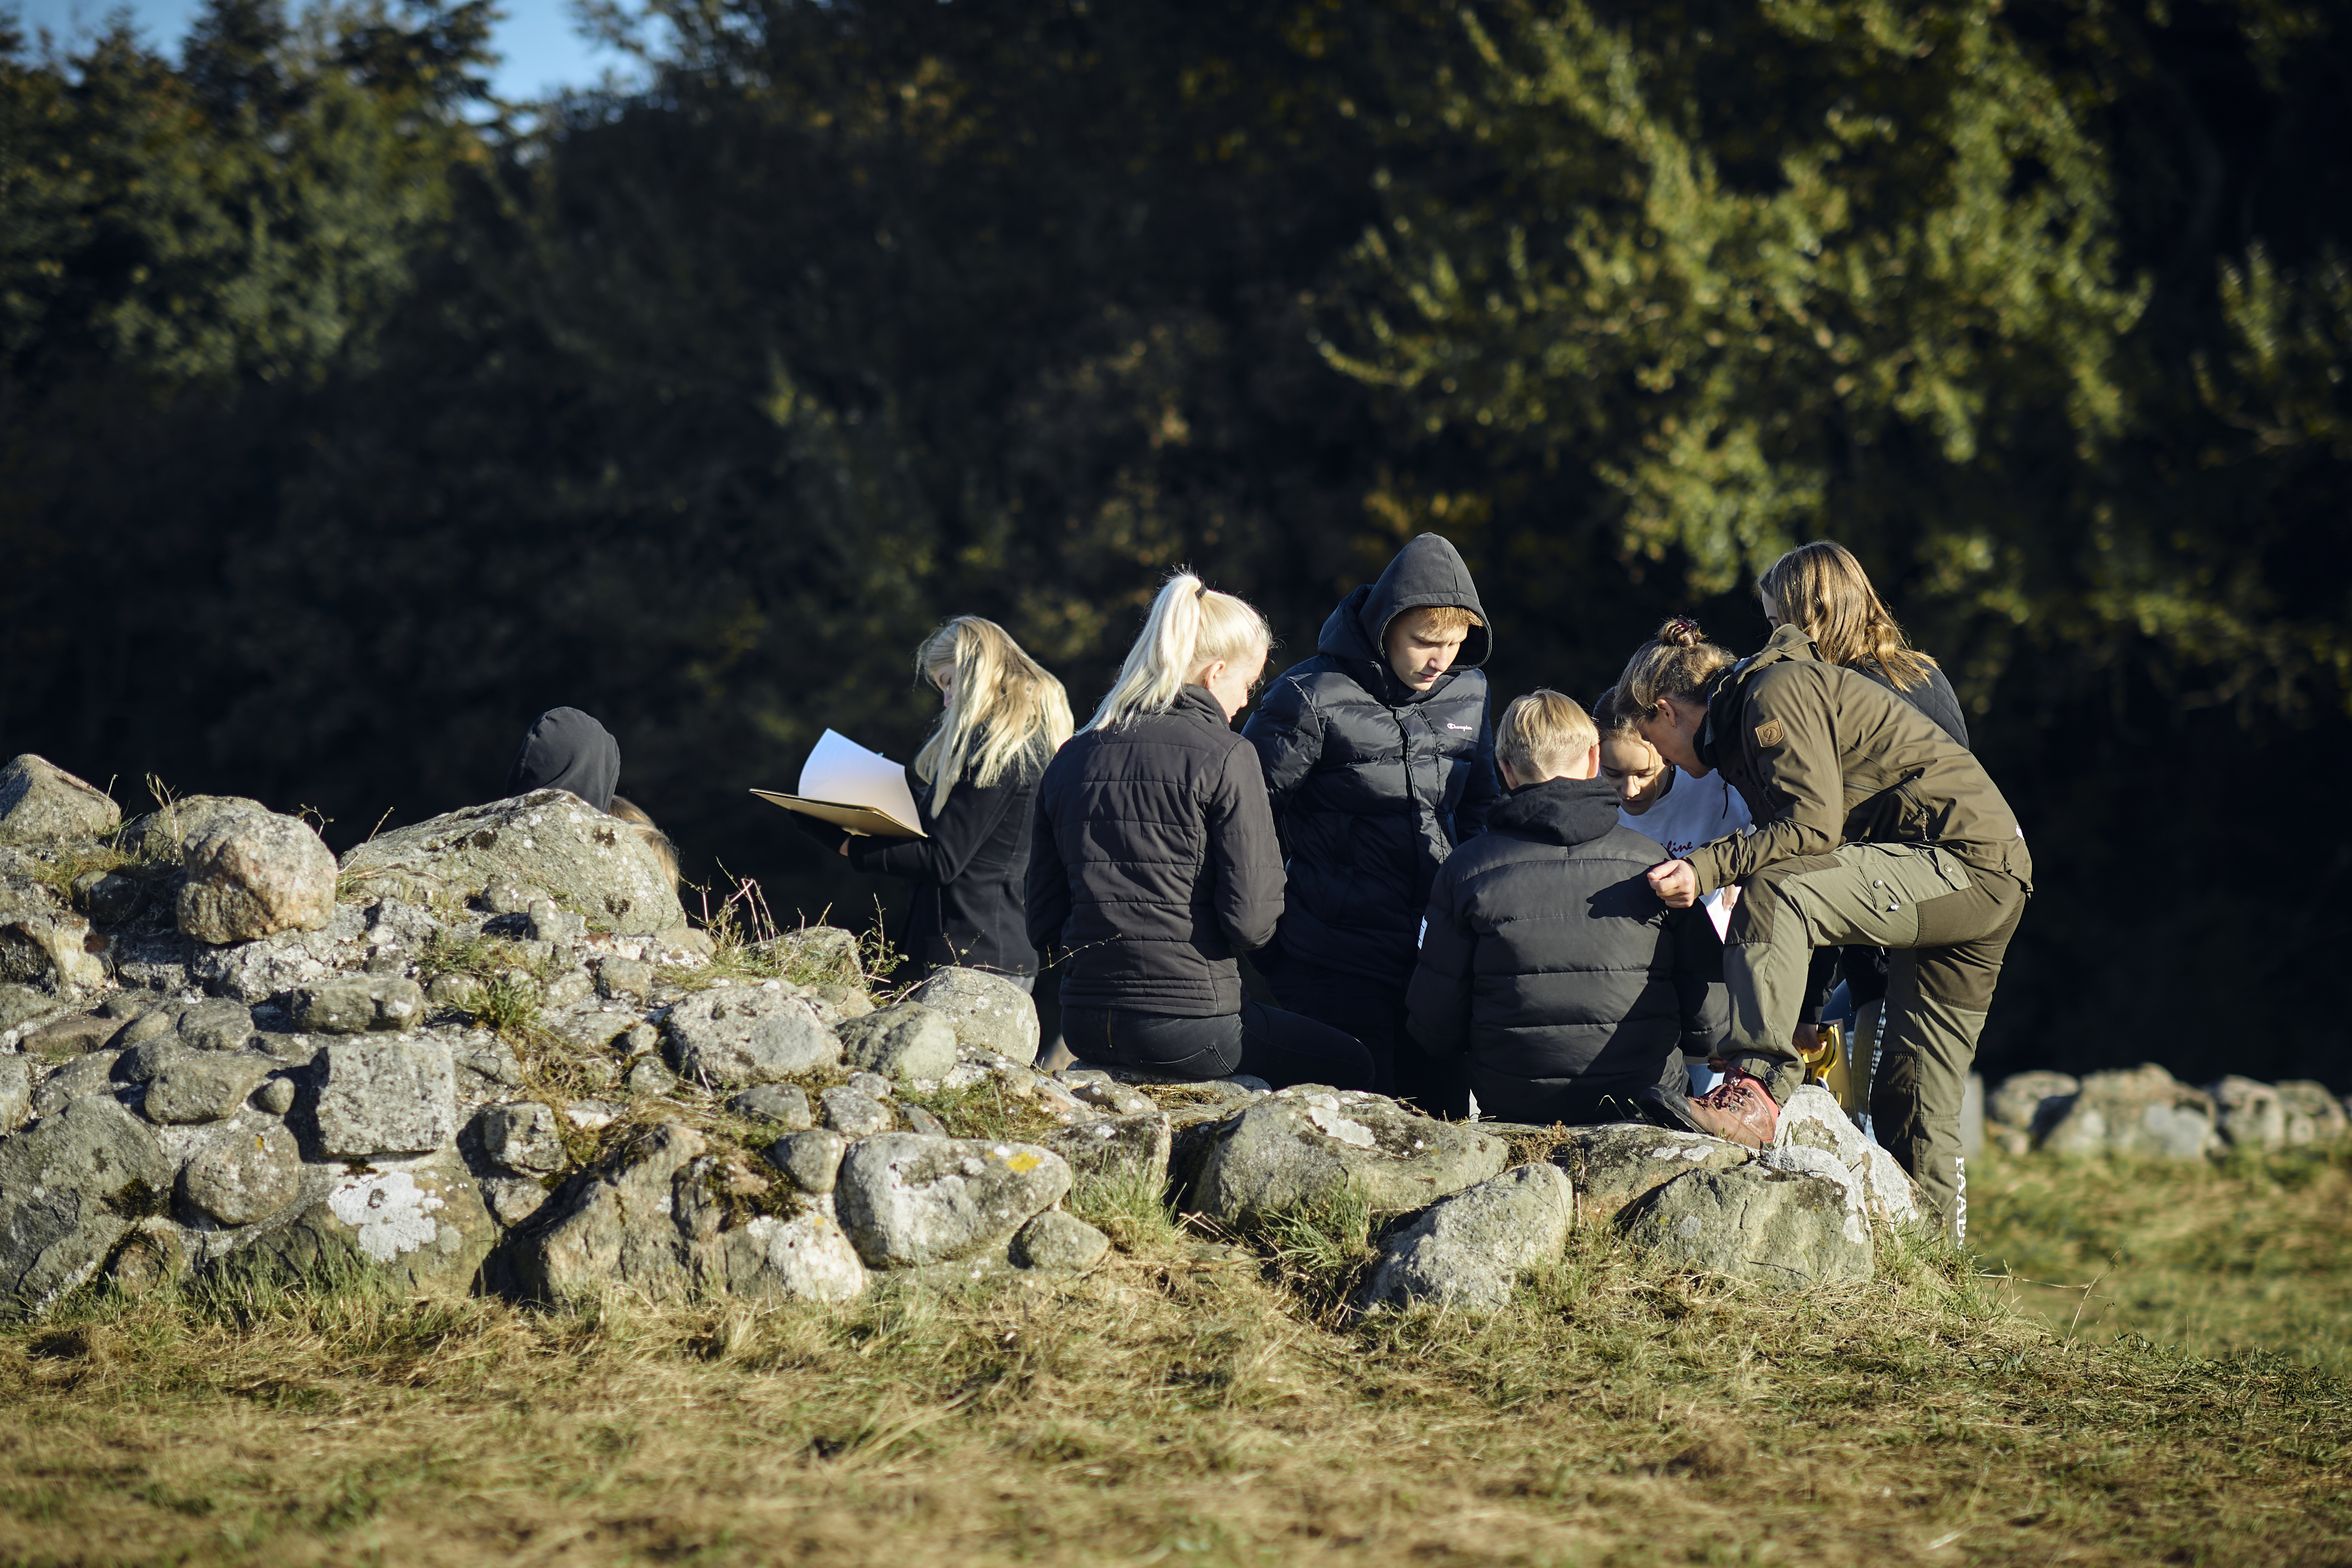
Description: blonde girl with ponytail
1028,571,1374,1090
821,615,1071,986
1084,571,1275,732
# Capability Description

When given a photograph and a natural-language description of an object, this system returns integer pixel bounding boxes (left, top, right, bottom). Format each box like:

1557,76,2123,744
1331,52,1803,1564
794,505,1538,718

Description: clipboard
752,729,928,839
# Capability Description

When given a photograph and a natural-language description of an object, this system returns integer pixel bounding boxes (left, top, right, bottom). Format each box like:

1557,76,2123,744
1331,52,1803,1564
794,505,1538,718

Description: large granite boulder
0,1095,173,1316
0,756,121,847
1358,1163,1576,1314
291,977,426,1035
178,1122,304,1225
2276,1081,2351,1146
1986,1070,2081,1155
120,795,270,858
1622,1161,1873,1290
836,1002,959,1086
2038,1064,2217,1159
518,1123,864,1304
714,1210,868,1303
136,1048,273,1125
1044,1112,1173,1186
1189,1089,1508,1223
2203,1075,2285,1150
1772,1084,1920,1224
1550,1123,1755,1224
662,987,839,1089
338,790,684,931
908,967,1040,1065
176,809,338,945
253,1154,494,1294
313,1040,459,1158
834,1134,1072,1269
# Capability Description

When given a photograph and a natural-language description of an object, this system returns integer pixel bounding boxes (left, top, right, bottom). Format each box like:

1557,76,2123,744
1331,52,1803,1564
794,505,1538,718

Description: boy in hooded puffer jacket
1241,533,1502,1117
1405,691,1726,1124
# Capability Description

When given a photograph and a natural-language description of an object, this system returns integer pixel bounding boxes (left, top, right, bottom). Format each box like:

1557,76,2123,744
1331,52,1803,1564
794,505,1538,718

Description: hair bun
1657,616,1706,648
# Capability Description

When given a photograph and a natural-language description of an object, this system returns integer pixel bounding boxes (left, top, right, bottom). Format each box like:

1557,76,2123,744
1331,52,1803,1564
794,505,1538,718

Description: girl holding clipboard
794,617,1072,988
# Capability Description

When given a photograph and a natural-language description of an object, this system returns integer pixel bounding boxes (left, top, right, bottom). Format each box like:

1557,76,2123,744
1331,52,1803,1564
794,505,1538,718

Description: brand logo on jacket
1753,720,1785,748
1446,723,1475,732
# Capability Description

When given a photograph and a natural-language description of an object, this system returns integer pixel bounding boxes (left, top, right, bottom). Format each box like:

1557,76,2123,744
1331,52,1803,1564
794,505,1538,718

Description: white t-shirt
1619,769,1752,861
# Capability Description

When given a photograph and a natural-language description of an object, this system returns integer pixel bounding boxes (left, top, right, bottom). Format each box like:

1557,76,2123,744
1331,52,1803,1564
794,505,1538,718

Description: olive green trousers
1716,844,2028,1243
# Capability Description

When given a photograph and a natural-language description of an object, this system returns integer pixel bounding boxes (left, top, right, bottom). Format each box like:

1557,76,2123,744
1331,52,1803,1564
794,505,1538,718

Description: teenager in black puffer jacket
1242,533,1501,1116
816,616,1072,987
1407,692,1726,1124
1028,572,1373,1089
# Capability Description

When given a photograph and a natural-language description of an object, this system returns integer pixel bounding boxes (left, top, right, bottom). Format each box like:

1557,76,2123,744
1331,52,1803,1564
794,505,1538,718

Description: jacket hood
1486,775,1622,847
506,706,620,814
1697,624,1812,771
1314,533,1490,704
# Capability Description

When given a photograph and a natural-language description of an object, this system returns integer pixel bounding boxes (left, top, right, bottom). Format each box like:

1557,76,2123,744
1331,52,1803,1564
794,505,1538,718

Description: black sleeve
1206,741,1287,952
1801,946,1840,1025
1452,700,1503,841
1405,873,1475,1058
1914,665,1970,750
1024,784,1072,959
1668,907,1730,1058
847,764,1025,887
1863,659,1970,750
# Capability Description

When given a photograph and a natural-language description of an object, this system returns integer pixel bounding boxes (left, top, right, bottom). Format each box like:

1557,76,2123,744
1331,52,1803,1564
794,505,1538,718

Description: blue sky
12,0,636,100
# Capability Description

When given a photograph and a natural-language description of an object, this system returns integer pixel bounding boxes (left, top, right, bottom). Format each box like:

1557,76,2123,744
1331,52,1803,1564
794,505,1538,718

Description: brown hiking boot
1677,1069,1782,1148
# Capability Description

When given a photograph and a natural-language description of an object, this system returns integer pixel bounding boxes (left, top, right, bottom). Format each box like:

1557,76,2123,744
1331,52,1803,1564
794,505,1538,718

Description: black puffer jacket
1406,776,1727,1123
1242,534,1502,979
848,756,1044,980
1027,685,1285,1016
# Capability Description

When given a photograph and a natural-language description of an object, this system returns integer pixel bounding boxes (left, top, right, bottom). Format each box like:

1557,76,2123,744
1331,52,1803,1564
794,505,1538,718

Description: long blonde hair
912,616,1074,809
1086,570,1271,732
1758,541,1937,691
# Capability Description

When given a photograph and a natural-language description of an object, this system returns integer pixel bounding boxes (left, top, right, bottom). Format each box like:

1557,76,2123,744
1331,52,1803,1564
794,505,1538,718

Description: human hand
1791,1023,1823,1058
1648,859,1699,909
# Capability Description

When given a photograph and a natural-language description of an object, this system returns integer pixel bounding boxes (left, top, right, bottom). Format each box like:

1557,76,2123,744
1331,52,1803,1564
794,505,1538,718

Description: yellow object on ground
1799,1022,1856,1111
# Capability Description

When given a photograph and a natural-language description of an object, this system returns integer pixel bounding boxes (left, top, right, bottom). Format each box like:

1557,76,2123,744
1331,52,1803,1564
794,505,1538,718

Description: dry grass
0,1155,2345,1567
1970,1140,2352,1379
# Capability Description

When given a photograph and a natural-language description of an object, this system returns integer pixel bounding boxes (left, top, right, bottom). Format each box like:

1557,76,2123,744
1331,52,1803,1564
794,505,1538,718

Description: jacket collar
1698,624,1817,768
1486,775,1622,846
1171,684,1232,729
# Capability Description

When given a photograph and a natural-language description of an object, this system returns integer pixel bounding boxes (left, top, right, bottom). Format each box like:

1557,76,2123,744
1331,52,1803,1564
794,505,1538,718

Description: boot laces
1696,1071,1767,1111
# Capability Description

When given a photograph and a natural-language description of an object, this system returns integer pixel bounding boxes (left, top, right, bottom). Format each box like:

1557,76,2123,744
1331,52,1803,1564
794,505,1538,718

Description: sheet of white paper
1702,887,1733,943
797,729,922,828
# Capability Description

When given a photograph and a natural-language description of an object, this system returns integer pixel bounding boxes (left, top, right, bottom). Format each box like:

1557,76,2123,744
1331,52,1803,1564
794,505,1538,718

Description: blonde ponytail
1086,570,1271,731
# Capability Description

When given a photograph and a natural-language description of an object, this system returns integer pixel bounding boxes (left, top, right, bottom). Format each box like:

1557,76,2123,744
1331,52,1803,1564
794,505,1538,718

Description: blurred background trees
3,0,2346,1083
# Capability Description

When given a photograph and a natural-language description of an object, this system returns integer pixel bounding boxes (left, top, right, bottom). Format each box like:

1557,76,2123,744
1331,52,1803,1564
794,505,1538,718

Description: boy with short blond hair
1243,533,1502,1117
1406,690,1726,1125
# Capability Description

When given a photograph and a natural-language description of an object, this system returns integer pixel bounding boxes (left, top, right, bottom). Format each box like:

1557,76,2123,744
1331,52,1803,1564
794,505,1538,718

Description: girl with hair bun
810,615,1072,987
1027,571,1375,1089
1619,609,2031,1245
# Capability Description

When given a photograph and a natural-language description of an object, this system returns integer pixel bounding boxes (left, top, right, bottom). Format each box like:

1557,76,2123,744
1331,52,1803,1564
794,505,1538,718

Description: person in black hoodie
1028,572,1373,1089
507,707,621,812
1407,691,1725,1124
803,616,1072,987
1242,533,1502,1116
507,706,680,887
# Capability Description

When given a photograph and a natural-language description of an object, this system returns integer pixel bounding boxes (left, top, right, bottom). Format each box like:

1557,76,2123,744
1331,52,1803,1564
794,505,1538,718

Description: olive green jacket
1684,626,2033,896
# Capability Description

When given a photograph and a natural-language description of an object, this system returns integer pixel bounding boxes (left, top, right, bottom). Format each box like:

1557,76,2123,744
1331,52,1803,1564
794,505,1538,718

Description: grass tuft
1067,1158,1186,1256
